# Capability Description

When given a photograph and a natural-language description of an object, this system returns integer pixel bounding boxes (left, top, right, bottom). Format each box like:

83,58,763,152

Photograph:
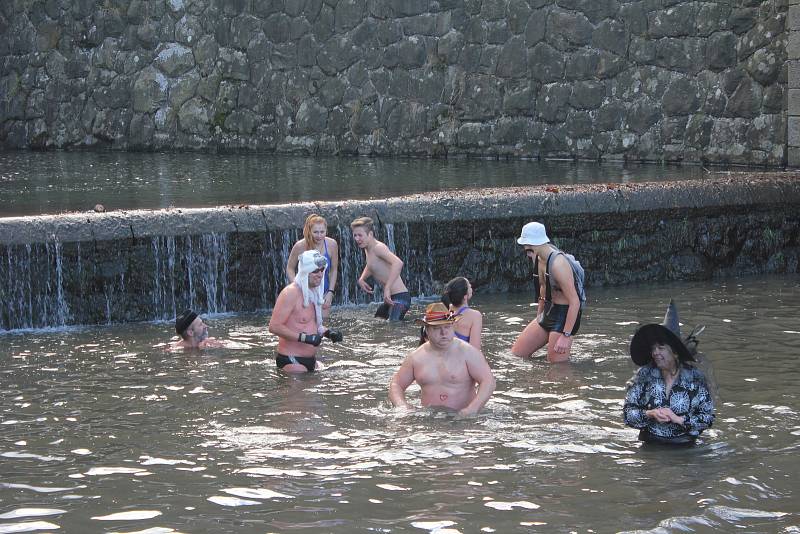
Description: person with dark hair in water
171,309,224,350
269,250,343,373
441,277,483,350
623,300,715,445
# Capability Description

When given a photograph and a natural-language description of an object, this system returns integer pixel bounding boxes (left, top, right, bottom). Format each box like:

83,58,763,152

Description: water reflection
0,151,716,216
0,276,798,532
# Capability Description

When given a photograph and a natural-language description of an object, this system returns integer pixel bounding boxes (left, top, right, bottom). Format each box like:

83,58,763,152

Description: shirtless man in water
351,216,411,320
171,309,224,350
269,250,343,373
389,303,495,416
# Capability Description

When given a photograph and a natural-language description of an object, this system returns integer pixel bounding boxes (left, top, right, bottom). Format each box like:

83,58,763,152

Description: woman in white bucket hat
511,222,583,363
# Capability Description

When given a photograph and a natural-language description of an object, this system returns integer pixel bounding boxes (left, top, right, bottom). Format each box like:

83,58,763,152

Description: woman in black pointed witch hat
623,300,715,445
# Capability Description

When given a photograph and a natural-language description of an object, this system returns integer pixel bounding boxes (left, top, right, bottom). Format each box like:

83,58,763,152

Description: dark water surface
0,151,715,217
1,276,798,533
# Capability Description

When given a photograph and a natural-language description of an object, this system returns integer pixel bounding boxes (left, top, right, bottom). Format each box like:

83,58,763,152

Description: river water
1,276,798,533
0,151,714,217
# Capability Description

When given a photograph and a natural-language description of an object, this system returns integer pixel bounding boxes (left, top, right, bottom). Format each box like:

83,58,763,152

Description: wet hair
418,326,427,346
350,216,374,234
442,277,469,308
303,214,327,251
175,309,197,340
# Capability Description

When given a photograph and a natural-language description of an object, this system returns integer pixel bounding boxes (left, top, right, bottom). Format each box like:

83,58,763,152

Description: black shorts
275,353,316,372
537,302,581,335
375,292,411,321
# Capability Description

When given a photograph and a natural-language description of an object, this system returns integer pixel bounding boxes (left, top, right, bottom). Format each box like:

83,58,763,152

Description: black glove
323,329,343,343
298,332,322,346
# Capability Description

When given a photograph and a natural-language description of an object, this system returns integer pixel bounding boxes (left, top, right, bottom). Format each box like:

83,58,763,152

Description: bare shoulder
326,236,339,248
405,343,428,363
460,340,482,356
372,240,390,254
279,282,301,300
290,239,306,252
465,308,483,320
551,253,575,276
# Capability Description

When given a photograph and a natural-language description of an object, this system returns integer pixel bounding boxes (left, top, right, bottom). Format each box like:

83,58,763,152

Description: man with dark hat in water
389,303,495,416
623,300,715,445
172,309,224,350
269,250,343,373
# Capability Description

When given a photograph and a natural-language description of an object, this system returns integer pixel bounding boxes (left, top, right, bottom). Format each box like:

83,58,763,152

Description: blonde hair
350,216,374,233
303,214,327,251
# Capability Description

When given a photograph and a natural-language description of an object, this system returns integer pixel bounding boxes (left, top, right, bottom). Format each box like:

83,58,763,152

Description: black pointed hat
630,300,695,366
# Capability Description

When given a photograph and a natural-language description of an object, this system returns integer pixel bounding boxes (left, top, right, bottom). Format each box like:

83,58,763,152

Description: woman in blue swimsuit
287,214,339,319
441,277,483,350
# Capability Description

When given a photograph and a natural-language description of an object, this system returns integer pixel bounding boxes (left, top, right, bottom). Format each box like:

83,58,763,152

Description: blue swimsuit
453,305,470,342
322,239,332,293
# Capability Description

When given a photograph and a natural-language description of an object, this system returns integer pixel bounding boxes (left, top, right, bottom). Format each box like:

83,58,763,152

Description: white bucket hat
517,222,550,246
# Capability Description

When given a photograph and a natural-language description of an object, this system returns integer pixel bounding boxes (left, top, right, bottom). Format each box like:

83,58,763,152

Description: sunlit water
1,276,798,533
0,151,718,217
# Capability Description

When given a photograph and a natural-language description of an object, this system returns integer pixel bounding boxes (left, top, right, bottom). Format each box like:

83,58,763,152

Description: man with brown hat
389,303,495,416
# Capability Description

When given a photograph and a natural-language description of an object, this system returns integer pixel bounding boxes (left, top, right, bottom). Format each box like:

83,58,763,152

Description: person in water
511,221,582,363
441,277,483,350
172,309,224,350
389,303,495,416
269,250,343,373
286,214,339,319
350,216,410,321
623,300,715,445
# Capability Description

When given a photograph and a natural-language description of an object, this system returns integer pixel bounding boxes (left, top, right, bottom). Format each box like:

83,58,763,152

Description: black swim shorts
275,353,317,373
537,302,581,335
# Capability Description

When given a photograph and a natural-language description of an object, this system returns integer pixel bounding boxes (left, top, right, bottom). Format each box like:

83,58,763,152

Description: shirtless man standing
171,309,224,350
350,216,411,320
268,250,343,373
389,303,495,416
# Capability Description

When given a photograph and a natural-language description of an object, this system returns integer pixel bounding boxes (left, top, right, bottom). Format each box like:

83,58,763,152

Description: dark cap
175,309,198,336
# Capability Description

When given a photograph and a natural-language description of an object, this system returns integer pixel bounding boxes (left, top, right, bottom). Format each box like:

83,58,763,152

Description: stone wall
0,0,789,165
1,174,799,329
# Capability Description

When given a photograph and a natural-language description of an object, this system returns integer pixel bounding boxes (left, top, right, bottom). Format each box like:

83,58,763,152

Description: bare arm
459,349,495,416
469,311,483,350
375,244,404,304
552,255,580,329
388,355,416,409
327,238,339,291
324,238,339,307
268,286,299,342
285,241,304,283
551,256,580,355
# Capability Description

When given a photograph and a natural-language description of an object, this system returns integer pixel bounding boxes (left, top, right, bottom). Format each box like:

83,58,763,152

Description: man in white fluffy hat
269,250,343,373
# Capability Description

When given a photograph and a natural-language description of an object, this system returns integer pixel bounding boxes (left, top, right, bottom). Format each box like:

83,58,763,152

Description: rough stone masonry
0,0,789,165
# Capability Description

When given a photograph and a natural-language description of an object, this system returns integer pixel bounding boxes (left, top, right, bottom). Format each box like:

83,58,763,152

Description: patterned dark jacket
623,364,715,440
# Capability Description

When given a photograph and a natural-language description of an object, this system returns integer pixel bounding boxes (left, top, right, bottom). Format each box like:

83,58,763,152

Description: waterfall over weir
1,177,799,330
1,222,418,330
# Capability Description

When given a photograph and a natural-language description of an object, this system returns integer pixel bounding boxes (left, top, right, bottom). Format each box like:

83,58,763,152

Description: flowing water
0,151,715,217
1,276,798,533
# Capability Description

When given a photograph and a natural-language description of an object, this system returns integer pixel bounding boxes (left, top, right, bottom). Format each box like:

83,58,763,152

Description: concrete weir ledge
1,173,799,329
